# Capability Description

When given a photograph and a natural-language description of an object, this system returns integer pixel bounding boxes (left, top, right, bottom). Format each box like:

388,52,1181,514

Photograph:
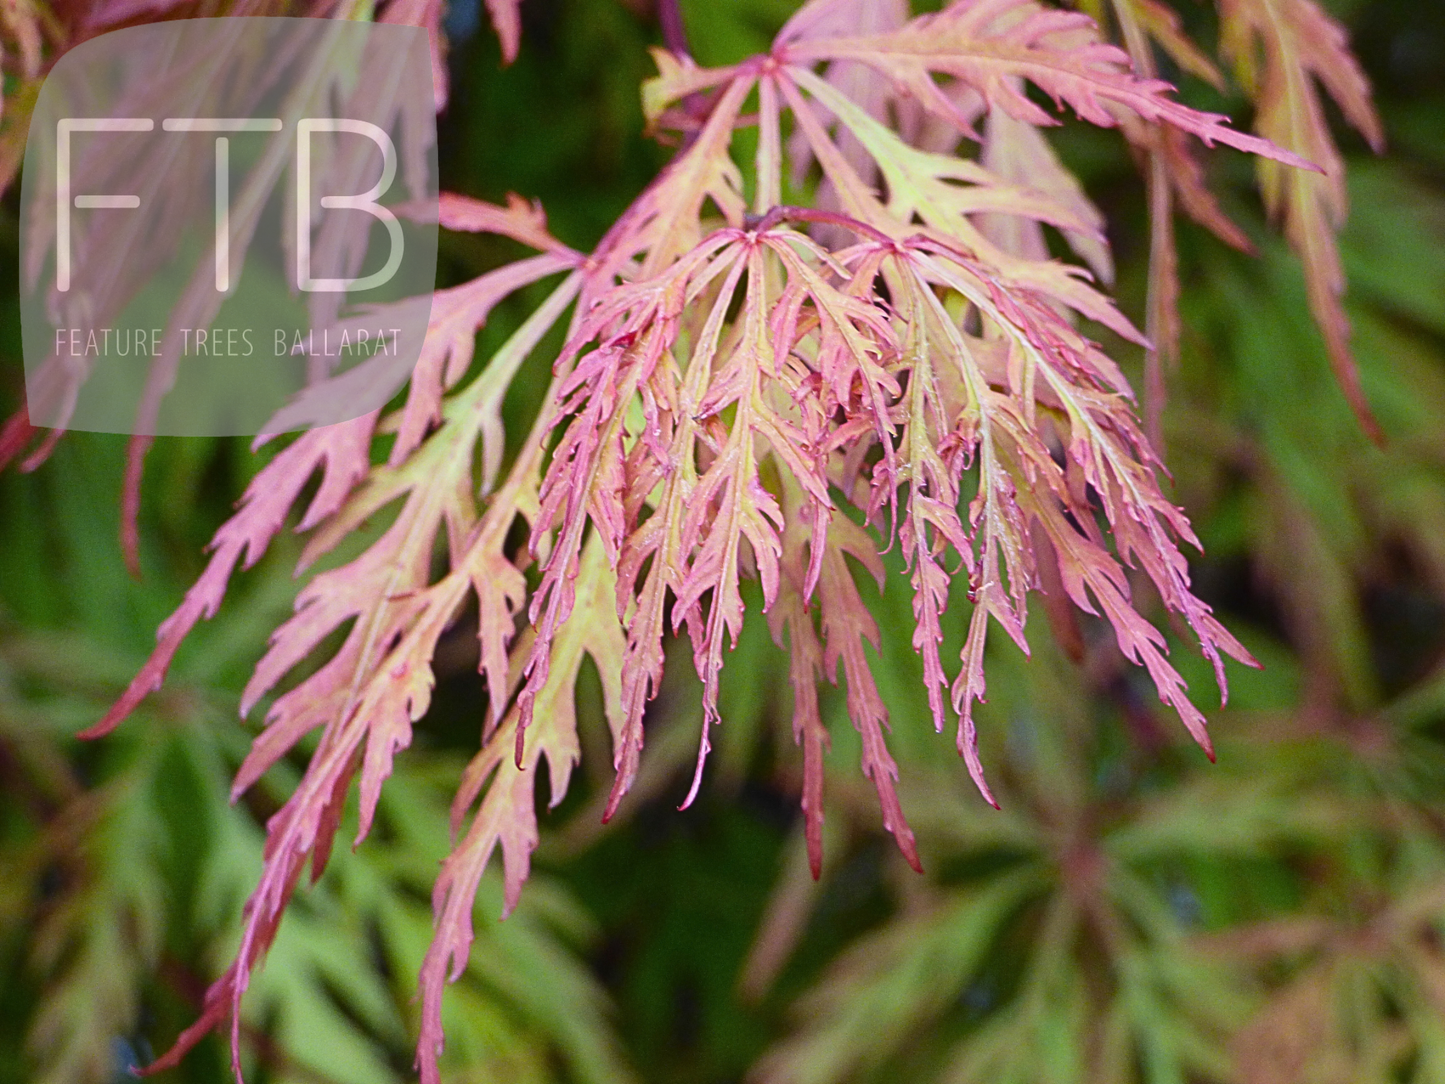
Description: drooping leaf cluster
0,0,1415,1079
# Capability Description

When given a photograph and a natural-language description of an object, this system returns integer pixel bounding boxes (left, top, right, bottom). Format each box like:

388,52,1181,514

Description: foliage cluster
2,0,1445,1082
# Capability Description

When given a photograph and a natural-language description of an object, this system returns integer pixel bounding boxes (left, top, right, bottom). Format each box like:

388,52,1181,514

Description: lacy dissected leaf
619,69,752,277
1220,0,1385,439
778,0,1312,165
156,272,579,1081
882,236,1249,786
744,0,1311,444
520,202,1252,869
1105,0,1225,91
418,537,624,1084
815,518,922,871
439,191,575,258
768,496,835,879
775,0,913,227
644,29,1266,817
60,1,1337,1077
1100,0,1246,443
83,412,379,741
89,194,577,747
980,102,1114,283
521,222,919,841
774,61,1175,344
91,220,579,1079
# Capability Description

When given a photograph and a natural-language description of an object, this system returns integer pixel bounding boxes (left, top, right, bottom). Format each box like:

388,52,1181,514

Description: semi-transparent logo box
19,18,439,437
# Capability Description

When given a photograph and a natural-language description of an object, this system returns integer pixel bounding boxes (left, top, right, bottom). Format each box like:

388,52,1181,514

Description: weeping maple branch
3,1,1361,1080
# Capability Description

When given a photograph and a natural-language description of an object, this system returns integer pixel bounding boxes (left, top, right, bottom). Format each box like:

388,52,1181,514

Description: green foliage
3,1,1445,1083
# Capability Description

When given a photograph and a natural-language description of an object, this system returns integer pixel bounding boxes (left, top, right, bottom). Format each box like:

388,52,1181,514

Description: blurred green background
3,0,1445,1081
